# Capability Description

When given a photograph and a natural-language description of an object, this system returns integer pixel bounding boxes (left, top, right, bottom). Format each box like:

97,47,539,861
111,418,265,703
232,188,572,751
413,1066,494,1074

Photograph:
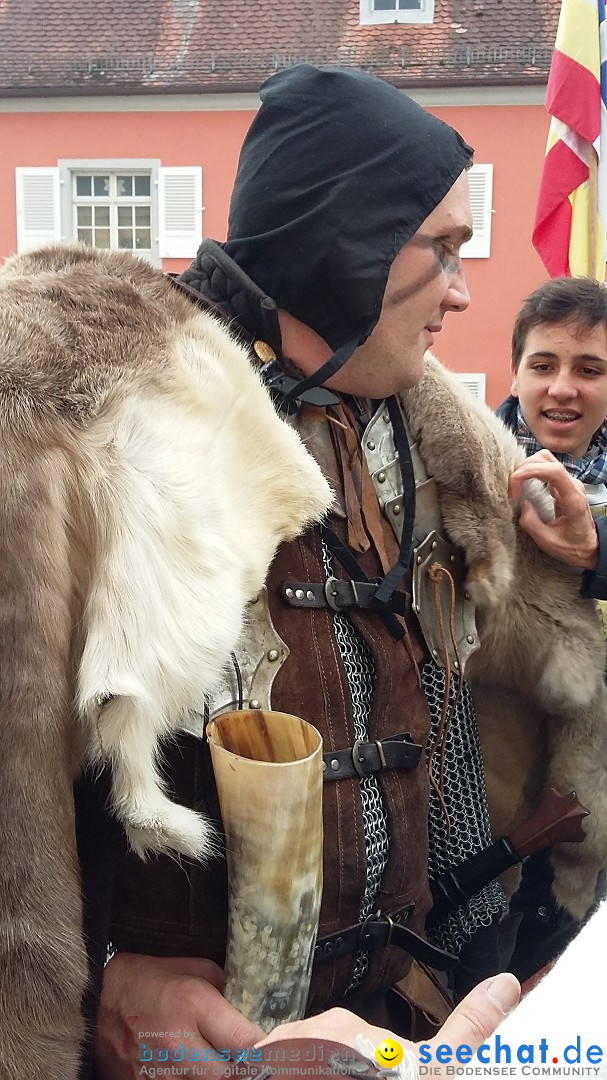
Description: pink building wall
0,99,550,408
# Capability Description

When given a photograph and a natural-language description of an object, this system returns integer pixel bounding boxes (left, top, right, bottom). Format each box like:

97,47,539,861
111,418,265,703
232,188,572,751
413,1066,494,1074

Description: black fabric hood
223,63,473,361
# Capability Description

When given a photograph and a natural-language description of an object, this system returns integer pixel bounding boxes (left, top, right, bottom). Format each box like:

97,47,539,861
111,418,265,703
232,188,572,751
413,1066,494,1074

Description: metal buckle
352,738,367,778
324,577,363,611
324,576,341,611
357,910,395,952
352,738,388,778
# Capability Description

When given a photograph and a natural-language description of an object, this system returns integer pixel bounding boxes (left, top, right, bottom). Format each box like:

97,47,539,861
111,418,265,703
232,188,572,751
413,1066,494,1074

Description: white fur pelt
0,244,331,1080
401,356,607,921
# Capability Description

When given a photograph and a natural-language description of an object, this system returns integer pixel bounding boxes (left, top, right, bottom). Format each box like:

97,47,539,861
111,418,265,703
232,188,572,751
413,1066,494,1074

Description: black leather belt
314,909,458,972
281,578,410,616
323,732,422,781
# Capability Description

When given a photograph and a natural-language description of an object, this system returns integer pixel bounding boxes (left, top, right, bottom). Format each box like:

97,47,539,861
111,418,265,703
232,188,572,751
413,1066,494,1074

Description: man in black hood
184,63,473,396
94,65,513,1079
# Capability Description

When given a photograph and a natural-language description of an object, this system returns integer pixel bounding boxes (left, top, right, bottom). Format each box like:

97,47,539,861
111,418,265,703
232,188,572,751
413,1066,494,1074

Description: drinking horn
206,709,323,1031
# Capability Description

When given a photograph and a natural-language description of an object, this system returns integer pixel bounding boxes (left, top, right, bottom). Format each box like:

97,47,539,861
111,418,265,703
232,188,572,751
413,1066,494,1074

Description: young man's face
511,320,607,459
324,170,473,398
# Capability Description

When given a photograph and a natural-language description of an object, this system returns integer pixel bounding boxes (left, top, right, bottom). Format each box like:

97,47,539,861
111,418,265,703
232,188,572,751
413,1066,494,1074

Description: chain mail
421,660,507,953
320,540,389,991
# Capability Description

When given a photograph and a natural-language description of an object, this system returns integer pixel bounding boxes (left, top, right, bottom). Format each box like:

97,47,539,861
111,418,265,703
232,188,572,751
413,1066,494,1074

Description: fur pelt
401,355,607,923
0,244,331,1080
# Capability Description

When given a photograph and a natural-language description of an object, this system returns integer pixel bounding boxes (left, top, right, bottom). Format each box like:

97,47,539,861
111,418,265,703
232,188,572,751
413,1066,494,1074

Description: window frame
58,158,161,266
359,0,435,25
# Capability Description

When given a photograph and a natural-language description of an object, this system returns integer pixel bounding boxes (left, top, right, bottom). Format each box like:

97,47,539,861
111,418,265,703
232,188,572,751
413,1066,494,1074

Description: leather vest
109,399,435,1019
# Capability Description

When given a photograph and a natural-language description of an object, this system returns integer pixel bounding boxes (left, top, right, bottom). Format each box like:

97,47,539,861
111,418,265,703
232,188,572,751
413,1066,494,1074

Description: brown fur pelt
401,355,607,922
0,244,331,1080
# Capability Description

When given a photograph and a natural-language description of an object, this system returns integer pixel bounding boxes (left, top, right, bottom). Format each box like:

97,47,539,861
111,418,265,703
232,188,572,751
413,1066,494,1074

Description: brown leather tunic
109,405,433,1023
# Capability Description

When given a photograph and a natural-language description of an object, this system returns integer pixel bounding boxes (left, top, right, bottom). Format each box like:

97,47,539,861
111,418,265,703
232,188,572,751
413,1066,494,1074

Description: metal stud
383,411,389,424
330,758,340,771
249,699,261,710
253,339,276,363
295,589,305,600
450,554,456,562
464,591,471,601
306,590,314,601
431,541,437,550
392,503,401,516
285,587,294,599
466,635,475,645
367,440,376,451
267,649,279,662
377,471,386,483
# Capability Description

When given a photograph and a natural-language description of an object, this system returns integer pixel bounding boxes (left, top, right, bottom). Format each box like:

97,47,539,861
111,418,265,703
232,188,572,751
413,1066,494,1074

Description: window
359,0,434,25
73,171,153,254
375,0,422,9
15,160,203,263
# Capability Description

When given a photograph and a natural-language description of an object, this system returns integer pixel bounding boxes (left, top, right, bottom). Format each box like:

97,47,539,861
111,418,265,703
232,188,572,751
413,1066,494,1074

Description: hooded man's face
322,170,473,398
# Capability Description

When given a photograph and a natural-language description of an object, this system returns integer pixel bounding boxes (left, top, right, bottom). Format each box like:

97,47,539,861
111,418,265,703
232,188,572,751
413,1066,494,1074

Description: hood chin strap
279,338,360,407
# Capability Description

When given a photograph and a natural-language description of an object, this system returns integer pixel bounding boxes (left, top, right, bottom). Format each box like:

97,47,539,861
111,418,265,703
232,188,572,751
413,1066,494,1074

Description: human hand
509,450,599,571
94,953,265,1079
257,971,520,1078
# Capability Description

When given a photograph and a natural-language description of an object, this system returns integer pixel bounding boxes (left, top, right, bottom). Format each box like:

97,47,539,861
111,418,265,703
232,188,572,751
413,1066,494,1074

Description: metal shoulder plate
184,585,289,736
363,402,479,674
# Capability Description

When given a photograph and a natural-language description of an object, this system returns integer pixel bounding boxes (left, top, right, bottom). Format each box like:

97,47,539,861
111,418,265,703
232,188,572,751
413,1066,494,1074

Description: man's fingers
510,460,585,511
190,982,266,1052
432,973,520,1056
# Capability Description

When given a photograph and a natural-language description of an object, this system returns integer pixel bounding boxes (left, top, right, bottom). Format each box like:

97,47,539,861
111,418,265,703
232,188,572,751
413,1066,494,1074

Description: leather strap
323,732,422,781
281,578,410,616
314,910,458,972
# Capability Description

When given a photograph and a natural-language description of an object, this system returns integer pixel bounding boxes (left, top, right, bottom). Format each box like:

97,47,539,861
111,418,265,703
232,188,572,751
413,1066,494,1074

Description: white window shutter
15,167,61,252
158,167,203,258
454,372,486,402
461,164,493,259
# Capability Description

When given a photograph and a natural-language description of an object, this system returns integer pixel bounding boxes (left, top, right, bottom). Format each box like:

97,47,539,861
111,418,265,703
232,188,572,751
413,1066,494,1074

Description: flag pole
588,148,599,279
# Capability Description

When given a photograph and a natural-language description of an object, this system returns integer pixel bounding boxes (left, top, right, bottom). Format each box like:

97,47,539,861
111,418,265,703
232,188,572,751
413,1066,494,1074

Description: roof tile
0,0,560,95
